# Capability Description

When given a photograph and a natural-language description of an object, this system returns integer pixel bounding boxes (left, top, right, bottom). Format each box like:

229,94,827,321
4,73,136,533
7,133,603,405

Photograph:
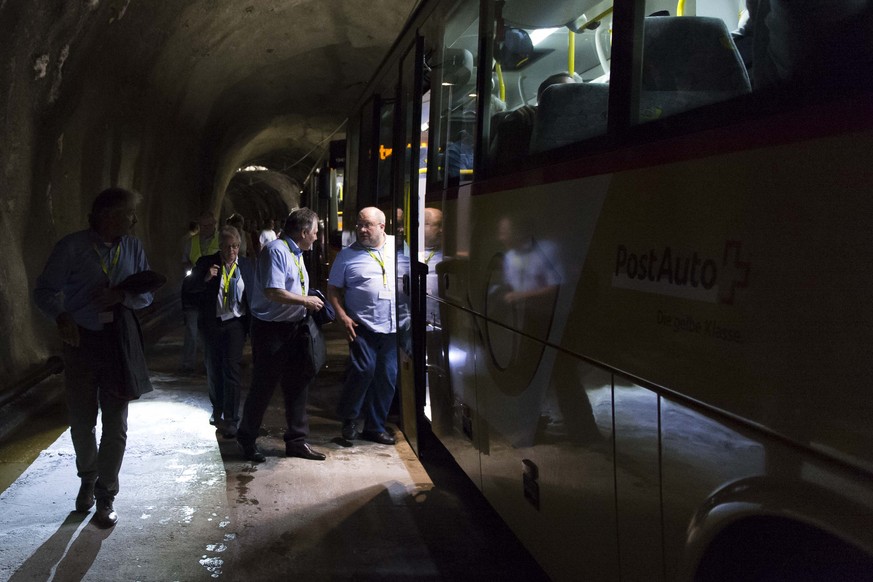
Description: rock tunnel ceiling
0,0,417,380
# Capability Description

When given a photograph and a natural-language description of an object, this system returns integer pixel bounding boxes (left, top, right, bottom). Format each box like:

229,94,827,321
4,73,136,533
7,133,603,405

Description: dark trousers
201,316,245,423
238,317,313,445
63,328,130,501
337,327,397,433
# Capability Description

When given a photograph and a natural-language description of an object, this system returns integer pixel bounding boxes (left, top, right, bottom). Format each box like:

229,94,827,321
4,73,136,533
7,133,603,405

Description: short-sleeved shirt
258,229,277,248
33,229,153,331
328,236,396,334
250,237,308,322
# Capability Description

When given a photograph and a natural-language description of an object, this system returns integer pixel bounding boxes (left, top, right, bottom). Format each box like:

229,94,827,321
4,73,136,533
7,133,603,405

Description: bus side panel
661,396,873,580
568,132,873,474
430,300,483,487
475,324,619,582
614,377,663,581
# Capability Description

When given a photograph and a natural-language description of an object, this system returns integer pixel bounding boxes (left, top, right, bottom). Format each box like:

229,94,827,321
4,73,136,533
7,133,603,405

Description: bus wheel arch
691,515,873,582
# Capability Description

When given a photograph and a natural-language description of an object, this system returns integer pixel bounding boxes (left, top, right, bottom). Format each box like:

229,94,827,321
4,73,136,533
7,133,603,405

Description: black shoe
221,421,238,439
341,419,359,440
361,430,396,445
75,480,95,513
93,499,118,528
237,441,266,463
209,412,217,426
285,442,326,461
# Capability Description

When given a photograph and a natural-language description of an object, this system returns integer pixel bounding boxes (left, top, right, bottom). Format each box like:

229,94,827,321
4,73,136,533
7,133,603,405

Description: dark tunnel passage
0,0,417,400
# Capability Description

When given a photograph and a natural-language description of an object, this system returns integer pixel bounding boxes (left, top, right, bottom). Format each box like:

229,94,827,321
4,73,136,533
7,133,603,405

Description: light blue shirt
250,237,308,322
328,236,396,334
33,229,153,331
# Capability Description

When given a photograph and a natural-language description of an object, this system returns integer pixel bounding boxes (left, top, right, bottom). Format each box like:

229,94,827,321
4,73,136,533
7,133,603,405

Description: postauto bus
334,0,873,579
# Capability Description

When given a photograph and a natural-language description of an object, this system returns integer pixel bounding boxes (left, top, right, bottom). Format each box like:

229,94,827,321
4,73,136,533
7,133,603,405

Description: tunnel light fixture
237,165,269,173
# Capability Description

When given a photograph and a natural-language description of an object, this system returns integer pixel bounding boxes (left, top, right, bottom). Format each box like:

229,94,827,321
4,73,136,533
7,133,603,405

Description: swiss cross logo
720,240,750,305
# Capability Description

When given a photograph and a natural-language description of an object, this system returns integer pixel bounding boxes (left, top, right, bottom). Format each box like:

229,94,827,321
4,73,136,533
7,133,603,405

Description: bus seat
640,16,751,118
489,105,537,172
529,82,609,154
530,16,752,154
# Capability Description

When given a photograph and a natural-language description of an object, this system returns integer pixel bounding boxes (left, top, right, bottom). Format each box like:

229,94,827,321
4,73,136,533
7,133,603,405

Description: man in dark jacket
183,225,255,437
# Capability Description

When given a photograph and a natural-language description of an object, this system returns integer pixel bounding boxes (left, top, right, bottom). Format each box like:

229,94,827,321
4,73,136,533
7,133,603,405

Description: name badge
378,290,393,300
98,311,114,324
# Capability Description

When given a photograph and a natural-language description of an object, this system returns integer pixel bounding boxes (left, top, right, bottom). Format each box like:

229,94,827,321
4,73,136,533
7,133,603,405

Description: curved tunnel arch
0,0,416,383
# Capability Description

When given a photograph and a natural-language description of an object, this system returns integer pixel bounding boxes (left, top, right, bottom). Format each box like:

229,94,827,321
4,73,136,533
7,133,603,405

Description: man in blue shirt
328,207,398,446
33,187,154,528
236,208,327,462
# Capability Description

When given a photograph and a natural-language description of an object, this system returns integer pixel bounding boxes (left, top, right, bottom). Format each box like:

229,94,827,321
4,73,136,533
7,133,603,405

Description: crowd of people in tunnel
31,187,403,529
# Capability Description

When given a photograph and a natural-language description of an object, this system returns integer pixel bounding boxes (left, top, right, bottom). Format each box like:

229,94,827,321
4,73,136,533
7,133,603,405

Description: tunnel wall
0,1,215,387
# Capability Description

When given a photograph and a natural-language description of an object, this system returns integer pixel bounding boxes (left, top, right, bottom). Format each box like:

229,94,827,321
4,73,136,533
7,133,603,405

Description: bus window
488,1,613,173
436,0,479,188
635,2,751,125
747,1,873,92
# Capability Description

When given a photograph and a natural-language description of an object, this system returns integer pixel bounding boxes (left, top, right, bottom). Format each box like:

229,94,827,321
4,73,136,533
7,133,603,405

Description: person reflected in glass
420,207,444,325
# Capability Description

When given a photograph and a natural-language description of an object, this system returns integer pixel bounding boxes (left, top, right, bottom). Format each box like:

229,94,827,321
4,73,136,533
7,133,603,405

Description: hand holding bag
302,315,327,378
308,289,336,327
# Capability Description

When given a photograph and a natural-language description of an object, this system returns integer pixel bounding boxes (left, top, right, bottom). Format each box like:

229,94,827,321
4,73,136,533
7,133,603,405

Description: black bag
308,289,335,327
302,315,327,377
111,306,153,400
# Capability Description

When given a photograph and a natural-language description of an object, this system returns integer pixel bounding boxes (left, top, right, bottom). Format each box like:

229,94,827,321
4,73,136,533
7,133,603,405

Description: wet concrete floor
0,321,548,581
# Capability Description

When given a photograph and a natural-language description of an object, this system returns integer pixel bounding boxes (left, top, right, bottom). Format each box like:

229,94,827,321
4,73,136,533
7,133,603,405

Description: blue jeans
337,327,397,433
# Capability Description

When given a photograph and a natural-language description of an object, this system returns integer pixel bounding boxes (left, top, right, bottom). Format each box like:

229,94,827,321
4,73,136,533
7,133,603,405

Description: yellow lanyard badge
221,263,238,309
93,243,121,279
281,240,307,294
366,248,388,287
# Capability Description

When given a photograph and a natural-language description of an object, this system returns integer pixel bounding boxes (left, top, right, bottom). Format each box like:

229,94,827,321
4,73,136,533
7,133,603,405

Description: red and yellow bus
337,0,873,579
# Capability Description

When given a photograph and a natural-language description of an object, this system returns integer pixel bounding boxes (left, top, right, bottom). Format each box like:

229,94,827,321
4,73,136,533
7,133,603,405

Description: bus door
395,33,428,456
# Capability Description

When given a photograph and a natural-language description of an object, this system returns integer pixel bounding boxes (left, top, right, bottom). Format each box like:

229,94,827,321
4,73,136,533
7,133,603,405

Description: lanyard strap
366,248,387,287
281,240,307,294
221,263,238,308
93,243,121,278
424,249,436,265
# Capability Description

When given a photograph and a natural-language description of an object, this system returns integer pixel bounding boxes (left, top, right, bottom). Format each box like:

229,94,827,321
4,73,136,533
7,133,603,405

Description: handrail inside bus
496,62,506,101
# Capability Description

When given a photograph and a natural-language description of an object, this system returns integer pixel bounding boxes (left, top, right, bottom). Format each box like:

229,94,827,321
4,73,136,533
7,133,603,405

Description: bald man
328,207,398,445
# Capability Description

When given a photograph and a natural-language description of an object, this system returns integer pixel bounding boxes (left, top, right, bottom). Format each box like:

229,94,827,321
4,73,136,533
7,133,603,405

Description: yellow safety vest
189,234,219,264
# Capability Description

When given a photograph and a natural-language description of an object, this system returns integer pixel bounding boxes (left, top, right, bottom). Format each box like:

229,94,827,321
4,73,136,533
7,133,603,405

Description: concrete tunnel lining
0,0,417,385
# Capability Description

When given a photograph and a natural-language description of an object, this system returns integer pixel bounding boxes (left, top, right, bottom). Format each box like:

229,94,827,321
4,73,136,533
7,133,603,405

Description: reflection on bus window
487,0,613,174
437,0,479,188
745,1,873,91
